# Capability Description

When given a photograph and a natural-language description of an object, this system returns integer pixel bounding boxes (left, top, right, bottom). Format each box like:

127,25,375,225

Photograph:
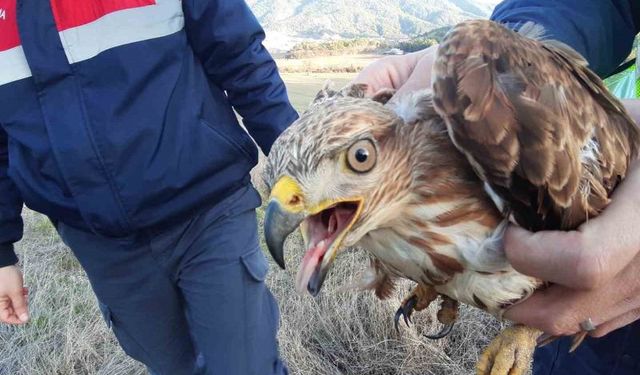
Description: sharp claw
394,307,403,333
569,331,588,353
423,323,454,340
405,296,417,327
394,296,418,333
405,296,417,312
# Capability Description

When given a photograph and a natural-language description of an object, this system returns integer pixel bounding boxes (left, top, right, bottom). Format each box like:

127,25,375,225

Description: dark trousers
533,321,640,375
56,185,287,375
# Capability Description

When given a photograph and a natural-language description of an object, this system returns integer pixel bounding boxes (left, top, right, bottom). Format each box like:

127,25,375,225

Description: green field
282,73,356,111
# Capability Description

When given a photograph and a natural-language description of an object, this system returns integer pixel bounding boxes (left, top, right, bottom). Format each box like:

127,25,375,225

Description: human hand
352,45,437,97
0,265,29,325
503,158,640,338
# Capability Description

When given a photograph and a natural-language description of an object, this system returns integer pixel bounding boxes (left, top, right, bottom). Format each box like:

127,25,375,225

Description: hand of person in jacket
0,265,29,325
352,46,436,97
503,157,640,338
354,48,640,339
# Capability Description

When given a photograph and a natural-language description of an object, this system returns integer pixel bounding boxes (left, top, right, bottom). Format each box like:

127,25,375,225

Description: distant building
383,48,404,55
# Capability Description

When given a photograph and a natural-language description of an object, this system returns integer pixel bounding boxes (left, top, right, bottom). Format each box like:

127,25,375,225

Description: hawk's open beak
264,176,363,296
264,199,304,270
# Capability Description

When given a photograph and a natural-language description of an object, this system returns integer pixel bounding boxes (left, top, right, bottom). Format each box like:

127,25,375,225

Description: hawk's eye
347,139,376,173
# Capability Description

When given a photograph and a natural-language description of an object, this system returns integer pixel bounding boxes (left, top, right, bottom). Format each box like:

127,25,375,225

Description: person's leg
533,321,640,375
163,186,287,375
56,223,200,375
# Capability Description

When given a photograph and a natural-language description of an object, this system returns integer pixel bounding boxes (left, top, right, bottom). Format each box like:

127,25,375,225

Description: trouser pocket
240,247,269,282
240,247,275,333
239,247,283,374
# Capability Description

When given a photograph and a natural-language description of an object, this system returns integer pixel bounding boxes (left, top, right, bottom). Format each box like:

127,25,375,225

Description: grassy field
275,55,383,74
0,74,506,375
280,73,355,110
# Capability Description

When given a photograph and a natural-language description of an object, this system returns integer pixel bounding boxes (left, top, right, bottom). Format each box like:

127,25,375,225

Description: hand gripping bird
263,20,640,375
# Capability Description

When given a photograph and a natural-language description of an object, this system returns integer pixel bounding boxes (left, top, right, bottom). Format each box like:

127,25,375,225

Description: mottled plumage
432,20,640,231
263,20,640,375
265,83,538,315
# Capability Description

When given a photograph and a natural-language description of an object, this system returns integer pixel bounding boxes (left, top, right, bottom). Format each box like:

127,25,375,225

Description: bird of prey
263,20,640,375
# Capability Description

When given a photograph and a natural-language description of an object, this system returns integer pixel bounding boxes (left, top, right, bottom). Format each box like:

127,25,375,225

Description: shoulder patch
54,0,184,64
0,0,19,52
50,0,156,31
0,0,31,86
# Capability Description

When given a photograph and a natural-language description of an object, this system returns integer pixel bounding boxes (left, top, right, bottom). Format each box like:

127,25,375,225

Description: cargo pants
55,185,288,375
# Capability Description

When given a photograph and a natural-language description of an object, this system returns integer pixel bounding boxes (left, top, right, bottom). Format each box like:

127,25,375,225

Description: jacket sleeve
491,0,639,77
182,0,299,155
0,127,23,267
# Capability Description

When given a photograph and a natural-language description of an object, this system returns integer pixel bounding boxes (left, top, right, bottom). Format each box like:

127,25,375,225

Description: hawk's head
263,84,472,295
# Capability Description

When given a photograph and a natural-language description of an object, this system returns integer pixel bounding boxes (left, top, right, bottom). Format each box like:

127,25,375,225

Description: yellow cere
270,176,305,213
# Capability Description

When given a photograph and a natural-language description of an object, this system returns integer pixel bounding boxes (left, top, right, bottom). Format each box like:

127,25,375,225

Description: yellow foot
477,325,542,375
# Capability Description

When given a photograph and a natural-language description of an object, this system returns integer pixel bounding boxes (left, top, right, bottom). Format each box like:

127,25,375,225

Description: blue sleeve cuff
490,0,638,78
0,243,18,267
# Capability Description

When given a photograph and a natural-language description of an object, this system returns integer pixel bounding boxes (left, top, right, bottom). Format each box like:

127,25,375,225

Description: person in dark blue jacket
0,1,298,374
354,1,640,374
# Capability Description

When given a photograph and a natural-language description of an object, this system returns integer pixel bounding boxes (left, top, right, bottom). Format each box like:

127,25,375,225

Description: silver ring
580,318,597,332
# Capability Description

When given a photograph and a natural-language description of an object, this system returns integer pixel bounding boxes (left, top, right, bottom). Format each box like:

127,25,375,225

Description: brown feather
432,19,640,231
370,258,397,300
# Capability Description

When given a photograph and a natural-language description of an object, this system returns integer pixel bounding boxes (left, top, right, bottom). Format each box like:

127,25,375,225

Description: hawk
262,20,640,375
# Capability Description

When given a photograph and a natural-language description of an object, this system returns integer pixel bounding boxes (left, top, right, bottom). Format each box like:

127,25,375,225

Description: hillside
248,0,500,50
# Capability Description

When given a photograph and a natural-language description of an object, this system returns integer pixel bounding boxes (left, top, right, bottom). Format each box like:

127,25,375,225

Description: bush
287,38,390,59
286,35,440,59
396,37,438,53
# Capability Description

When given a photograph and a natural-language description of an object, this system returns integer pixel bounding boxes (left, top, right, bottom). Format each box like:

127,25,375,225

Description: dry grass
0,74,507,375
0,212,145,375
275,55,383,74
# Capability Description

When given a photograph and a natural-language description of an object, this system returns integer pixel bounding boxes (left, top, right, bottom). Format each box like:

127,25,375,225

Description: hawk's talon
424,322,454,340
423,296,458,340
394,295,417,332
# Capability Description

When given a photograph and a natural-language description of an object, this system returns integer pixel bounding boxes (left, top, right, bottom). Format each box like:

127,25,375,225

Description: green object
604,58,638,99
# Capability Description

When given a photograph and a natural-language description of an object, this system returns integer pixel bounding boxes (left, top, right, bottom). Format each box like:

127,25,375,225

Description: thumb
9,290,29,323
504,226,586,288
394,47,437,98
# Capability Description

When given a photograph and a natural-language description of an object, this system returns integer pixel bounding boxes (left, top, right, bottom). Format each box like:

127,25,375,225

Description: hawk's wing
432,20,640,231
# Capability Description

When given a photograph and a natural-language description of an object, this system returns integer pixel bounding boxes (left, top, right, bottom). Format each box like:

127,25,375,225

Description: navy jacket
491,0,640,78
0,0,298,266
